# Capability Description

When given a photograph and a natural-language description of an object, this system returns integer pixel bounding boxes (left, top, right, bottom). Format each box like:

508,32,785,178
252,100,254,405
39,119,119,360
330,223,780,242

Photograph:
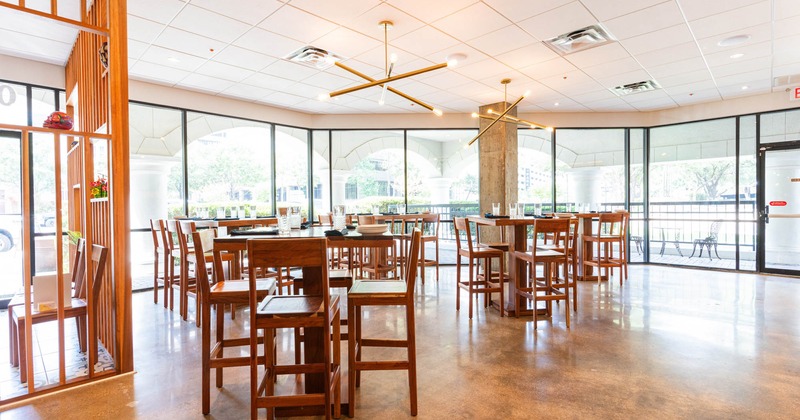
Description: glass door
0,130,22,306
758,144,800,274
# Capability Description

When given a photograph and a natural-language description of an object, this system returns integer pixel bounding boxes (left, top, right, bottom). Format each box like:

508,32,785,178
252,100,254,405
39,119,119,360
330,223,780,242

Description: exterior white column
331,170,350,208
567,167,603,206
130,158,172,227
427,177,454,204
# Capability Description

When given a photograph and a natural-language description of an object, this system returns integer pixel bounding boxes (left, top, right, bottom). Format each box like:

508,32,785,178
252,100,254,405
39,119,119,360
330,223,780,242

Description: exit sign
792,87,800,101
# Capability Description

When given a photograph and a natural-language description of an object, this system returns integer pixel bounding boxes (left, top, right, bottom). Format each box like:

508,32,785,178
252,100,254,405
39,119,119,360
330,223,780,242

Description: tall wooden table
470,216,539,316
214,226,393,416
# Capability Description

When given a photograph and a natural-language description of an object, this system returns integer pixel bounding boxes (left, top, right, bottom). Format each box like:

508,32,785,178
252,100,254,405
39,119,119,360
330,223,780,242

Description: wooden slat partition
90,198,114,359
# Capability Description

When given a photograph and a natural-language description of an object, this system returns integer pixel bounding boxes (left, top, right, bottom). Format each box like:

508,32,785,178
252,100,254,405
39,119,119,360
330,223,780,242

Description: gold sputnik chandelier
318,21,462,116
467,79,553,146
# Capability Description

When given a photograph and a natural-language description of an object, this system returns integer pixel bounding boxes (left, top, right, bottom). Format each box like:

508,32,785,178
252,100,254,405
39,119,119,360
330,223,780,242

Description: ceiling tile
774,62,800,77
655,69,714,88
213,46,277,72
261,91,308,106
241,71,298,91
564,42,631,69
425,43,491,69
128,39,149,60
262,59,320,82
314,27,384,59
302,71,362,91
289,0,382,25
195,61,255,83
453,58,510,81
604,3,685,40
646,57,708,80
715,69,771,88
468,25,537,57
679,0,765,21
420,71,477,91
636,42,701,68
597,69,652,89
775,0,800,18
128,15,165,44
347,3,426,40
234,28,305,59
520,57,577,79
190,0,283,26
392,26,460,57
619,24,694,56
582,97,637,111
582,57,642,79
570,88,618,103
483,0,573,23
539,70,604,94
688,2,771,40
219,84,275,101
432,3,511,42
170,5,251,44
664,80,718,95
696,23,770,54
705,43,771,67
130,61,190,85
671,87,722,105
177,74,236,93
774,17,800,40
580,0,670,22
622,89,672,104
0,28,72,65
494,42,560,70
386,0,478,24
139,45,206,71
259,6,339,44
153,27,227,60
128,0,186,24
719,80,771,99
516,1,597,40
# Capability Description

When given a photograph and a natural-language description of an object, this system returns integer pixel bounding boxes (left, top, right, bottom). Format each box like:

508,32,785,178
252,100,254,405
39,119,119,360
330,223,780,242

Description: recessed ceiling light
167,57,180,63
730,53,744,59
741,85,749,90
554,102,560,106
717,34,750,47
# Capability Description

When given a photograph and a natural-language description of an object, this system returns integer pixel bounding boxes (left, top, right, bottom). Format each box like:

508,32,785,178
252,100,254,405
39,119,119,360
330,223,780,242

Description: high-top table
214,226,393,416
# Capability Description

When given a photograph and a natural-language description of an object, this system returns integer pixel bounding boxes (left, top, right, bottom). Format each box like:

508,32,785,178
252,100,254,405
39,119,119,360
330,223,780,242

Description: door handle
763,205,769,224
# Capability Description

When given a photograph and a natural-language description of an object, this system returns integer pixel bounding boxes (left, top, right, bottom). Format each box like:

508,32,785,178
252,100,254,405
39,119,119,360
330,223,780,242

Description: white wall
0,54,64,88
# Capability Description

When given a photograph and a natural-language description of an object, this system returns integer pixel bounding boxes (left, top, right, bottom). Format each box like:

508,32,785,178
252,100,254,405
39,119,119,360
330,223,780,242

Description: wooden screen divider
90,198,115,359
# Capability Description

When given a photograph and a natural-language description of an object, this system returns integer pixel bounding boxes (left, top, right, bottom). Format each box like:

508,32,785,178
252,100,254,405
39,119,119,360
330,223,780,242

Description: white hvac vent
543,24,616,55
773,73,800,87
611,80,661,96
284,46,341,70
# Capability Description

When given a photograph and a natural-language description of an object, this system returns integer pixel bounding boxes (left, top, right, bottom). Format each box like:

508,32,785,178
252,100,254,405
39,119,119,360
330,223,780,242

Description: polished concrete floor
1,265,799,419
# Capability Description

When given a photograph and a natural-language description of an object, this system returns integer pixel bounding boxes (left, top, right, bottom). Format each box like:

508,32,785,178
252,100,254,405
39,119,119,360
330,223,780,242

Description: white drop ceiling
2,0,800,115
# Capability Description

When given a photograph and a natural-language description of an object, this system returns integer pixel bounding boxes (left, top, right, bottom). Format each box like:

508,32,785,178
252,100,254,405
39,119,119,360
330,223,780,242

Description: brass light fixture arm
328,62,448,99
467,95,526,146
335,61,437,112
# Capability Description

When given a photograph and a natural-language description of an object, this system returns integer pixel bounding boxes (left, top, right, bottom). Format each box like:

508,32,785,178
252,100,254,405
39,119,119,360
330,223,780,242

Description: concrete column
478,101,517,246
428,177,454,204
331,170,350,208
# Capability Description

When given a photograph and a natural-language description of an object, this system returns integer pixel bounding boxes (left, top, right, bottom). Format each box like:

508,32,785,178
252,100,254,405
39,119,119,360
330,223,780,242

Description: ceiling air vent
543,24,616,55
284,46,341,70
773,73,800,87
611,80,661,96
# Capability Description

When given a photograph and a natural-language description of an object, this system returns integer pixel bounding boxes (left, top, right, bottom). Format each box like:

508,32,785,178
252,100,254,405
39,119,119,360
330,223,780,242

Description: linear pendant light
318,21,460,116
467,79,552,146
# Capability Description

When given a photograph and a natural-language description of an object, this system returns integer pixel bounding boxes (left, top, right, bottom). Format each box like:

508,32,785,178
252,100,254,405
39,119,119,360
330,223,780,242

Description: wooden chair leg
406,302,418,416
347,301,357,418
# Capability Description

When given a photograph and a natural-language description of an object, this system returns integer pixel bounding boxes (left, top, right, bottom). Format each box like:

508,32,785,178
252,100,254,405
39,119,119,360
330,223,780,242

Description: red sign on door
770,201,787,206
795,87,800,100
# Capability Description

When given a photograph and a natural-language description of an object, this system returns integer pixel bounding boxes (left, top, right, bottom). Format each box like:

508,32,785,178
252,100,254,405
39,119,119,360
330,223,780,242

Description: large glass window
312,130,330,221
518,128,553,211
0,131,22,299
0,81,28,125
406,129,478,217
739,115,757,271
649,118,737,266
760,108,800,143
276,126,310,216
186,112,272,218
555,129,626,211
629,128,645,263
331,130,404,214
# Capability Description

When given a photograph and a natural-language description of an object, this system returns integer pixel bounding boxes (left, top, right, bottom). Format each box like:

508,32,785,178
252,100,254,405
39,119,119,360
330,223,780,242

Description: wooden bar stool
149,219,170,307
191,231,277,415
247,238,341,420
347,229,421,417
165,220,190,315
418,213,440,283
453,217,505,318
583,212,626,285
513,218,571,329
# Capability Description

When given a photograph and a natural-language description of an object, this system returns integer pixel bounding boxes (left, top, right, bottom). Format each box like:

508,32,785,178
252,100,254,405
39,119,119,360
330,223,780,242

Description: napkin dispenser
33,272,73,311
